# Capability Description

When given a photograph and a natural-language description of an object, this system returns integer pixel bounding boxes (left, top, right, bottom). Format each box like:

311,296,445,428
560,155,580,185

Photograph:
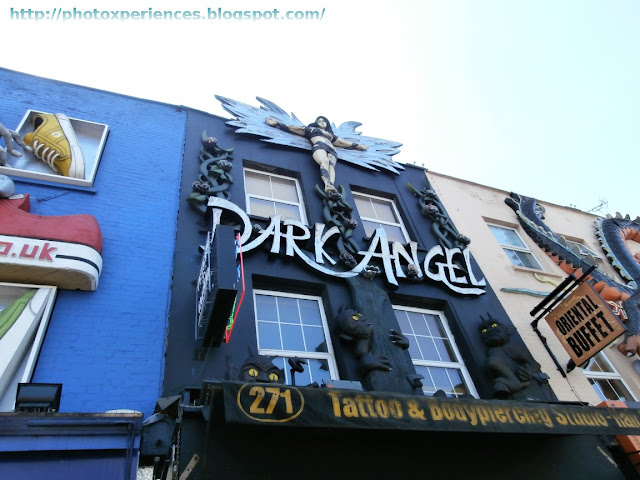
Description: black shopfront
150,98,639,479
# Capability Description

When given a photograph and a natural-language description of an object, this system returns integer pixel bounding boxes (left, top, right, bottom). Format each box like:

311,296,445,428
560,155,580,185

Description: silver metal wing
215,96,404,174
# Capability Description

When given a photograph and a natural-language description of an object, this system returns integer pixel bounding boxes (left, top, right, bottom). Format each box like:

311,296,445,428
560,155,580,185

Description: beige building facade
427,170,640,405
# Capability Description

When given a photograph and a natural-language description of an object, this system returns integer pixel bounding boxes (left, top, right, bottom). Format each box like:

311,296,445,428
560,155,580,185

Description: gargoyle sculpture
480,313,551,400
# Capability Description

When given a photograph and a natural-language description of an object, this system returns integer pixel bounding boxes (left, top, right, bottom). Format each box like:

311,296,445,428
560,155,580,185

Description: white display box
0,110,109,188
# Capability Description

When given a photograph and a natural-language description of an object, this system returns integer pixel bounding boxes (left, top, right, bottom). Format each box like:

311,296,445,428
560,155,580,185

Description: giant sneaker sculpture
23,113,85,179
0,175,102,290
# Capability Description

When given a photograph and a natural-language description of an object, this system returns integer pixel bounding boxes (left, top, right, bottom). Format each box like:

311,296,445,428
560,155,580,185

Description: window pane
394,310,412,333
255,295,278,321
384,225,406,244
304,325,327,353
425,314,447,338
502,229,525,248
277,297,300,324
503,248,523,266
245,171,271,197
281,324,305,351
292,361,313,385
275,202,301,221
271,357,331,386
271,177,299,202
249,198,275,218
433,337,455,362
371,199,397,223
409,312,429,336
587,354,613,373
503,248,542,270
415,366,435,394
307,358,330,384
447,369,469,396
511,249,541,270
298,299,322,326
361,220,378,237
417,336,439,361
589,378,633,402
490,225,525,248
353,195,375,218
406,336,422,360
431,367,456,393
488,225,508,244
257,321,281,350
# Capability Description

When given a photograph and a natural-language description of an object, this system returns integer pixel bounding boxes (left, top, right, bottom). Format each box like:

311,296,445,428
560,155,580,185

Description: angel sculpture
266,115,366,198
215,96,404,198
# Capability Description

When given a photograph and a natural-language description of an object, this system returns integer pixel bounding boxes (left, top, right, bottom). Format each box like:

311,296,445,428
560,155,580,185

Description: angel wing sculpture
215,96,404,197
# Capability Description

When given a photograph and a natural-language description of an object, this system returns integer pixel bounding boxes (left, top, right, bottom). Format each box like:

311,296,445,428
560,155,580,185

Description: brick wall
1,68,187,416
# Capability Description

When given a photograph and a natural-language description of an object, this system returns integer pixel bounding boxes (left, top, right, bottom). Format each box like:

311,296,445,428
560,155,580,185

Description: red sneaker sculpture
0,175,102,291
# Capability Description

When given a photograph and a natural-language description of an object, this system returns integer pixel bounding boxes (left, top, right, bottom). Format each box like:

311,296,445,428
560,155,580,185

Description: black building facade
156,98,639,479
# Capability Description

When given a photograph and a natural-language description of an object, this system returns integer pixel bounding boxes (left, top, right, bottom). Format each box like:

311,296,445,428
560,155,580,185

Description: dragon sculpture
505,193,640,358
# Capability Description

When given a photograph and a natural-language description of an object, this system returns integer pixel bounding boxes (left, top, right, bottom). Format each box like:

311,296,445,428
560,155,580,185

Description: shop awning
221,381,640,435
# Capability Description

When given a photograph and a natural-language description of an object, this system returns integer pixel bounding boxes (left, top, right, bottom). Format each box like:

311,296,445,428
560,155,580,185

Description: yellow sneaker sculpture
23,113,85,179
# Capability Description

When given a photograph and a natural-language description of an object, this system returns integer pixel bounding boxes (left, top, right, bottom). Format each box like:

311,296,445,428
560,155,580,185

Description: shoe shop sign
0,234,102,291
545,282,626,366
207,197,486,296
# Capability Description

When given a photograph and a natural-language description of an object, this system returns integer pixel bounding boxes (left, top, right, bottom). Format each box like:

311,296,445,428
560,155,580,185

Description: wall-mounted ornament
215,95,404,189
0,175,102,291
188,132,234,216
315,184,361,264
479,313,552,400
0,122,32,169
228,354,285,384
506,192,640,358
1,111,108,188
339,272,423,395
408,181,471,251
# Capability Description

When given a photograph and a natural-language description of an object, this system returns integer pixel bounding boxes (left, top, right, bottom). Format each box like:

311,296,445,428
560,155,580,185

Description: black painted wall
163,106,552,403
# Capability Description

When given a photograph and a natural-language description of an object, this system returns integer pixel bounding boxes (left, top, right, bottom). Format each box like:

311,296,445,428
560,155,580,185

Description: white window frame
487,223,544,271
393,305,478,398
253,290,338,384
352,191,410,243
243,168,308,224
0,283,57,411
0,110,109,188
584,351,637,402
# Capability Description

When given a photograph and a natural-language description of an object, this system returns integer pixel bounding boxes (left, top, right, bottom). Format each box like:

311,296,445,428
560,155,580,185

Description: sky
3,0,638,216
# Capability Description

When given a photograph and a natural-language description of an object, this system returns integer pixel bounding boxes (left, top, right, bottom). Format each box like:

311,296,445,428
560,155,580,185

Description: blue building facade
0,68,186,479
0,68,185,416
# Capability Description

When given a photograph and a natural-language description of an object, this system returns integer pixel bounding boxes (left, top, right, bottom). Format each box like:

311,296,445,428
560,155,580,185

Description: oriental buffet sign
222,382,640,435
545,282,626,366
207,197,486,295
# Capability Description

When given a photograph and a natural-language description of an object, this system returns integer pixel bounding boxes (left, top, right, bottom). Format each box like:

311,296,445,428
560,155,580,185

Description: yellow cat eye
269,373,279,381
481,328,487,333
248,368,258,377
491,323,498,328
352,315,359,321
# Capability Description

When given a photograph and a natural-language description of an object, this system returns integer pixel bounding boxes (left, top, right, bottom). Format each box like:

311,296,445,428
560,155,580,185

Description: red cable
226,233,245,343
